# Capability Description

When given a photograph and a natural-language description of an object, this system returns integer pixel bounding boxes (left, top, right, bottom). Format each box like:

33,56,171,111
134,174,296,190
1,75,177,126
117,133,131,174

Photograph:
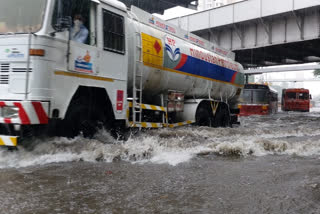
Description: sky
154,6,196,20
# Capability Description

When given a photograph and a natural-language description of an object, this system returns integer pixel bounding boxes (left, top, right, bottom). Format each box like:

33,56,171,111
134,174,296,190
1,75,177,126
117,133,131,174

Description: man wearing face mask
71,14,89,44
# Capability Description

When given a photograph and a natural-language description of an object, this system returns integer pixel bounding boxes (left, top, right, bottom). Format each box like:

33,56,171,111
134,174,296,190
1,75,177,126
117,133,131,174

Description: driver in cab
71,14,88,44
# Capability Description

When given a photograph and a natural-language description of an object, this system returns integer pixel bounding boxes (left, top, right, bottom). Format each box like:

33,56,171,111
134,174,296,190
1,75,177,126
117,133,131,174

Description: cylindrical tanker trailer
126,6,245,127
0,0,245,147
127,25,244,101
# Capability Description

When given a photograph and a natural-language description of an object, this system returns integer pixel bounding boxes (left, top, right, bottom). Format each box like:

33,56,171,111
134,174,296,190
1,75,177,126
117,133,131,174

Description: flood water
0,109,320,214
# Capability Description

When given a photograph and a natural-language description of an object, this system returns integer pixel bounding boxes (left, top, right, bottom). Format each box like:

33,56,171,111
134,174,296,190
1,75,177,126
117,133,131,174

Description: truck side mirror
52,0,72,32
55,16,72,32
310,94,312,100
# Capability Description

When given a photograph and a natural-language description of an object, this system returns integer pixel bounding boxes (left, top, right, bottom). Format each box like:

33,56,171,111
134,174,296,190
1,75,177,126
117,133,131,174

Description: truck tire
60,87,116,138
61,105,101,138
214,106,231,127
196,102,214,127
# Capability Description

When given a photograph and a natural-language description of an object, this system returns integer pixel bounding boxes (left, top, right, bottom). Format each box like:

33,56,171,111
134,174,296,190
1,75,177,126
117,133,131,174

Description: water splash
1,110,320,168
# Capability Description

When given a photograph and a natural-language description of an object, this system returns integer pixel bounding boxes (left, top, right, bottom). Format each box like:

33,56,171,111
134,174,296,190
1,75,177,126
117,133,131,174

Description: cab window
52,0,97,46
102,9,125,54
287,92,296,99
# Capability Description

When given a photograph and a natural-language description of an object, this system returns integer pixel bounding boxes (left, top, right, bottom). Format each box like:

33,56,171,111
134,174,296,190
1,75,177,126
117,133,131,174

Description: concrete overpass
168,0,320,69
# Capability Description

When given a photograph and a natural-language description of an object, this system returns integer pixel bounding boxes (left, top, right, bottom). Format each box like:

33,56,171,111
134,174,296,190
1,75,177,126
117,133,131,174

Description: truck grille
0,63,9,84
0,74,9,84
12,67,33,72
0,63,32,85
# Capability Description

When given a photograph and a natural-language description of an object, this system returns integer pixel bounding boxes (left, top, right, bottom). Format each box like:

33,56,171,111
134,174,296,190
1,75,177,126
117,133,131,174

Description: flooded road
0,110,320,213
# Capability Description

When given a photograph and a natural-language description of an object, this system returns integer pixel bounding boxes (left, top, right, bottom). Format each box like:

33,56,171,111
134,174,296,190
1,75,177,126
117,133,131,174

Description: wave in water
1,111,320,168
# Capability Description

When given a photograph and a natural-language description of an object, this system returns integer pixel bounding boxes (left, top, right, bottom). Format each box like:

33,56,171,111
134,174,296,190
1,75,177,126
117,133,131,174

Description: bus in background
239,84,278,116
281,88,311,112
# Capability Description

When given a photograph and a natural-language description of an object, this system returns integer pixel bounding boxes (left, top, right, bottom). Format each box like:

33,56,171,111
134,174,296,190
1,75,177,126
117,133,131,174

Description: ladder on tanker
132,30,143,128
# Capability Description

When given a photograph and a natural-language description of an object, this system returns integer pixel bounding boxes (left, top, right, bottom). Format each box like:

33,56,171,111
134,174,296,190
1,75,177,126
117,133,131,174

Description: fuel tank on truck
127,7,245,107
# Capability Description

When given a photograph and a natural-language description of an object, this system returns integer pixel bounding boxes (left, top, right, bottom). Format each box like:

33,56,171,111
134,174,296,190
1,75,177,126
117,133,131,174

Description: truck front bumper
0,100,49,147
0,135,18,147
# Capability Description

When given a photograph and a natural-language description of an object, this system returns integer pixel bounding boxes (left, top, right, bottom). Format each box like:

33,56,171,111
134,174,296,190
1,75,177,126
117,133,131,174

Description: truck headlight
1,106,19,118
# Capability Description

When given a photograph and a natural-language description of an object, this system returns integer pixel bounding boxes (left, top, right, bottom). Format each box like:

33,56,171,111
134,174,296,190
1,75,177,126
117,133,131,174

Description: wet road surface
0,110,320,213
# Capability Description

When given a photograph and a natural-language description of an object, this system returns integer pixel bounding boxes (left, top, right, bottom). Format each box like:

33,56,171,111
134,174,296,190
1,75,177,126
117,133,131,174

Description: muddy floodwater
0,109,320,214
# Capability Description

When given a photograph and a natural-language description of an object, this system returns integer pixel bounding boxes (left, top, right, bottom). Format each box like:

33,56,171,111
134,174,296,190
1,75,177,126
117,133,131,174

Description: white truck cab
0,0,129,146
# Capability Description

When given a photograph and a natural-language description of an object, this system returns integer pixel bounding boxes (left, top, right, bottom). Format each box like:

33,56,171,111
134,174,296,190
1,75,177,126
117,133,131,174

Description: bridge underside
234,39,320,69
119,0,197,14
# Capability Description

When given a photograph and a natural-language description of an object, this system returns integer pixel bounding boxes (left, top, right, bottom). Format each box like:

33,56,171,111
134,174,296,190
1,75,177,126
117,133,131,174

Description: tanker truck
0,0,245,147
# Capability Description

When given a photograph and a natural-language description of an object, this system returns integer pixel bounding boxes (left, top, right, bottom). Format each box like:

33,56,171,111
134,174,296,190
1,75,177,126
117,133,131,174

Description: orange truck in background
239,84,278,116
281,88,311,112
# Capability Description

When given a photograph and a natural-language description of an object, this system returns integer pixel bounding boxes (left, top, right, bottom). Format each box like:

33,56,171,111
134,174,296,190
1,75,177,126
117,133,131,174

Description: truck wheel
196,102,214,127
61,106,102,138
214,107,230,127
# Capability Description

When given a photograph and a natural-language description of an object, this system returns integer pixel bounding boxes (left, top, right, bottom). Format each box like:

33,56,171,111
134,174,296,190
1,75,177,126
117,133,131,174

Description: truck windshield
241,89,268,104
298,93,309,100
286,92,296,99
252,90,268,104
241,90,252,104
0,0,47,34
